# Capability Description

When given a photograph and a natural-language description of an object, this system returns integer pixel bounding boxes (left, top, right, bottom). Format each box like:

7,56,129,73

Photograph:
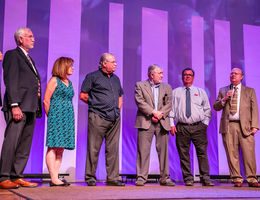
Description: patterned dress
46,77,75,150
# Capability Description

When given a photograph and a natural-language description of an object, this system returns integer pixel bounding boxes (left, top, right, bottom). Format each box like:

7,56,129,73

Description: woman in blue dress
43,57,75,186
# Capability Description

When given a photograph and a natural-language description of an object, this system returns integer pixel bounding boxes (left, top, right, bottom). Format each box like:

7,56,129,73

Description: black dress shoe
49,181,67,187
248,182,260,187
87,180,96,186
202,180,214,186
62,179,71,186
106,180,125,186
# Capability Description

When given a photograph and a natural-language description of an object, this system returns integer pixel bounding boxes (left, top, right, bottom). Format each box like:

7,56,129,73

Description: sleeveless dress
46,77,75,150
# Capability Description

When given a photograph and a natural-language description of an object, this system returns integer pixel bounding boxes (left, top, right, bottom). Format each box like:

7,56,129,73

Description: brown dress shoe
0,180,20,189
185,181,194,186
13,179,38,188
234,182,242,187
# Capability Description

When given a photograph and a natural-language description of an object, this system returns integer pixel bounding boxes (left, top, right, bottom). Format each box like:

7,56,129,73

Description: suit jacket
135,80,172,131
2,47,42,117
0,86,2,107
213,85,259,136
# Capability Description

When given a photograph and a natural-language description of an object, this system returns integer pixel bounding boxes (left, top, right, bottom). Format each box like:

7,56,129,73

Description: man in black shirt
80,53,124,186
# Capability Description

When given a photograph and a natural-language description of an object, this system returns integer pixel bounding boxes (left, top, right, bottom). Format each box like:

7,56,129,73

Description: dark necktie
230,86,238,115
186,87,191,118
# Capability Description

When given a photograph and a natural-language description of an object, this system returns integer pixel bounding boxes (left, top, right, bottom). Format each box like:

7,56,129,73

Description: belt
229,120,240,123
177,121,201,126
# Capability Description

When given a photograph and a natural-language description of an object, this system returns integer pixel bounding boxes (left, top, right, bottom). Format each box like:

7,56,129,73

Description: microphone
229,84,233,100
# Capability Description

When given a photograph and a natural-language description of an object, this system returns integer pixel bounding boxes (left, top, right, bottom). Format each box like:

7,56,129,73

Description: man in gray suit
214,68,259,187
135,64,174,186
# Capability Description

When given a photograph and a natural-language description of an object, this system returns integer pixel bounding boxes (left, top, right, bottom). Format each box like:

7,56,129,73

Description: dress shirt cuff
170,118,175,127
11,103,19,107
203,119,210,126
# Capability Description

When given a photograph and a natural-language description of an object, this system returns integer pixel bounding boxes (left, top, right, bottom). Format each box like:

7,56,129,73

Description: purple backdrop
0,0,260,181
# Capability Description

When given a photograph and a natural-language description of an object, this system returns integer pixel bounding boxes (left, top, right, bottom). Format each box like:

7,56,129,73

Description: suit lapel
158,84,163,108
222,86,230,109
239,86,246,113
16,47,39,77
29,55,41,79
143,80,154,106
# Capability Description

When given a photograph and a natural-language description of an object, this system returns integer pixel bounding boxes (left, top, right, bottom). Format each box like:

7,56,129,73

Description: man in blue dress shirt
169,67,214,186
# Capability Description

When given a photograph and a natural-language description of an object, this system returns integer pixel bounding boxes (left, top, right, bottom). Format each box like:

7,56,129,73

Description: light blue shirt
149,81,160,111
169,85,212,126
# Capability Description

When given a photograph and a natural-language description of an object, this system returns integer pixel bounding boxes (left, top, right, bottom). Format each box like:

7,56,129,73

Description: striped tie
27,54,41,99
230,86,238,115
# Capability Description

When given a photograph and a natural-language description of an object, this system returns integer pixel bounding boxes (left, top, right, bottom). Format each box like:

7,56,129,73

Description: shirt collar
18,46,28,56
183,85,194,90
149,80,160,88
99,68,113,77
233,83,241,90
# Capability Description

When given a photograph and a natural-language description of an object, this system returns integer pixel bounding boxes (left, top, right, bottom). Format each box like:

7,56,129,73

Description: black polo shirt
81,69,123,121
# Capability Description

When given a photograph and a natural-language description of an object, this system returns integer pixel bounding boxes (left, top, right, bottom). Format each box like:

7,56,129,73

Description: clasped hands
151,110,163,123
251,127,258,135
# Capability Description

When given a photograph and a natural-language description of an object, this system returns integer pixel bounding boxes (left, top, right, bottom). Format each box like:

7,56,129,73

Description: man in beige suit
135,64,174,186
214,68,259,187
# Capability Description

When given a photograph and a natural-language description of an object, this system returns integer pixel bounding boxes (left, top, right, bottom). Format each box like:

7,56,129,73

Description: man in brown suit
134,64,174,186
214,68,259,187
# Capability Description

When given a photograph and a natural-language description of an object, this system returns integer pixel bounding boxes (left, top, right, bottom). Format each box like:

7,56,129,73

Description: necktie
26,54,41,99
26,54,37,73
186,87,191,118
230,86,238,115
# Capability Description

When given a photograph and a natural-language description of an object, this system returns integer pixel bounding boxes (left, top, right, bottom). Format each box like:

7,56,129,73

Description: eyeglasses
105,60,116,64
23,35,34,39
183,74,193,77
230,72,242,75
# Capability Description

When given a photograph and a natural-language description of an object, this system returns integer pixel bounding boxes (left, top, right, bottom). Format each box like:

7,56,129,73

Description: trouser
85,112,120,182
0,111,36,182
136,123,170,183
222,121,257,183
176,122,210,182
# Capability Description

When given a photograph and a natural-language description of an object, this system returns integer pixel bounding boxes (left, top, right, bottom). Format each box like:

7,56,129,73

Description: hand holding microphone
223,84,233,102
228,84,233,100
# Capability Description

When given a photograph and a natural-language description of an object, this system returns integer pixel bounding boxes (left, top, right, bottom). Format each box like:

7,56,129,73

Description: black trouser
176,122,210,182
0,111,36,182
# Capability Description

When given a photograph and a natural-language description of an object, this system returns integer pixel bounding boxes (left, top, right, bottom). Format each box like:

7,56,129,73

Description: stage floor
1,182,260,200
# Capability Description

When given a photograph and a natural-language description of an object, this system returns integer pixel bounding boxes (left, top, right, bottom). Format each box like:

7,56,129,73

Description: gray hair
148,64,161,77
98,53,114,68
14,27,31,45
